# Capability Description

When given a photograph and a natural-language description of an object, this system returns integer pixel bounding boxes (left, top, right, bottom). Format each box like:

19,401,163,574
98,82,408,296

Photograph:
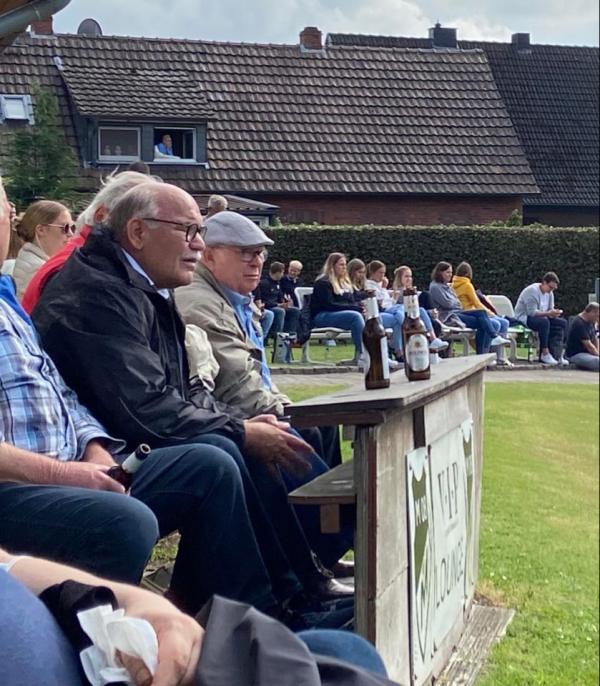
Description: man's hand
82,439,117,467
50,460,125,493
243,420,313,477
116,590,204,686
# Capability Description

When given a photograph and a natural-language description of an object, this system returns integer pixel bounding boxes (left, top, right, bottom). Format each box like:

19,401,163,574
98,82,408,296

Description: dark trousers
526,316,568,358
300,425,342,469
0,483,159,583
131,436,299,615
269,306,301,340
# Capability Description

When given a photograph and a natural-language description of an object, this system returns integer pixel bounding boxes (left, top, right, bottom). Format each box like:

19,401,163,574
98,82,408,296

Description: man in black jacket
33,181,351,626
257,261,301,342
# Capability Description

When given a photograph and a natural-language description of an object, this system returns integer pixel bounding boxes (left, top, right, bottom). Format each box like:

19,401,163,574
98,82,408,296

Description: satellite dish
77,18,103,37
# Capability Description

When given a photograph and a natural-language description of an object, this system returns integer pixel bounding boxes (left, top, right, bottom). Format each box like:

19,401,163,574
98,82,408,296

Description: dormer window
98,126,141,162
0,94,34,123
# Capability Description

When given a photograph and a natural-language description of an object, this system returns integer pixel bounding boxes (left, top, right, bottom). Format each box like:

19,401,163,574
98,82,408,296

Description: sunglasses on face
141,217,206,243
47,223,76,235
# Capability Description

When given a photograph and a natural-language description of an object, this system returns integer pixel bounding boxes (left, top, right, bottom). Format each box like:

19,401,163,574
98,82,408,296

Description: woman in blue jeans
310,253,366,364
0,552,389,685
429,261,507,355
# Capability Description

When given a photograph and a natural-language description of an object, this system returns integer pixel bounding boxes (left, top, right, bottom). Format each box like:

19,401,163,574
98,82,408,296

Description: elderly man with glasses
32,182,353,629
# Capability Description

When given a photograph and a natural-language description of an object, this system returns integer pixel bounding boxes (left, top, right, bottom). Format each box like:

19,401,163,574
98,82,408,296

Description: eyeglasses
214,246,269,263
141,217,206,243
47,223,76,235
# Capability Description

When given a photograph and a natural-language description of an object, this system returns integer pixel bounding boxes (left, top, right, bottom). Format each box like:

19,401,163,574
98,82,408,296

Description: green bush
265,225,599,316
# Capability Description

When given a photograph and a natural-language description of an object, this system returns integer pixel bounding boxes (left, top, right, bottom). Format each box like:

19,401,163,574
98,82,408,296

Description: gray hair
207,194,228,212
81,171,163,227
105,181,163,239
584,302,599,314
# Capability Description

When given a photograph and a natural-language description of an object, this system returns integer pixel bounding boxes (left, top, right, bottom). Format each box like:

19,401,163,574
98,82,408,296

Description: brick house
0,18,547,225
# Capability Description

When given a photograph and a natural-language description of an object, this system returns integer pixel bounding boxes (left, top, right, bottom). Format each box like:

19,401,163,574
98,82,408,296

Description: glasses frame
141,217,206,243
46,222,76,235
212,245,269,263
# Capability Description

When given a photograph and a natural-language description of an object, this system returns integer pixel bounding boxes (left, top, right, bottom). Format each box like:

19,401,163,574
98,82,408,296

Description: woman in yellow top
452,262,511,342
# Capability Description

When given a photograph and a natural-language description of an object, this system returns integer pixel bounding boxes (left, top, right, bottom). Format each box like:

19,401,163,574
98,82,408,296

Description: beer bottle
107,444,151,490
402,288,431,381
363,294,391,390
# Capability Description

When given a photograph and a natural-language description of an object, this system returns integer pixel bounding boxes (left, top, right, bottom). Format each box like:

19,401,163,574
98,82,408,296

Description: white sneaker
486,359,497,369
491,336,511,347
540,353,558,366
429,338,449,352
559,355,570,367
388,358,403,370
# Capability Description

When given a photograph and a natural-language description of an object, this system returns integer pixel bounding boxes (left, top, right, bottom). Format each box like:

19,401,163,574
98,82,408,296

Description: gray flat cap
204,211,274,247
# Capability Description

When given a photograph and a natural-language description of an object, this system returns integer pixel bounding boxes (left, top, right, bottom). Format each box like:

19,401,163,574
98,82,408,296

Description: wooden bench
288,459,356,534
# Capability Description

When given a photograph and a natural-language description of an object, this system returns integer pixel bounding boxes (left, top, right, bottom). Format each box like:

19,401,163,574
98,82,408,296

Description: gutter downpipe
0,0,71,38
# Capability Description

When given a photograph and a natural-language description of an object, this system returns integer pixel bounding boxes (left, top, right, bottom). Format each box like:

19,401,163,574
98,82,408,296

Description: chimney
429,23,458,49
31,16,54,36
511,33,531,53
300,26,323,52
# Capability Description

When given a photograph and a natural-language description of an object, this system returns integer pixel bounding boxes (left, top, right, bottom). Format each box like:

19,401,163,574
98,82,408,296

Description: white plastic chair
487,294,538,362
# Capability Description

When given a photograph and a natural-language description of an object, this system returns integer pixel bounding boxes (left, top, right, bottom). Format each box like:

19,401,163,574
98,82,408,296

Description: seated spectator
206,193,228,218
565,302,599,371
452,262,511,365
33,181,352,625
257,260,301,342
514,271,569,366
154,133,180,159
310,253,365,366
0,550,394,686
390,265,449,353
281,259,304,306
429,261,510,356
176,210,344,470
12,200,74,298
22,171,155,313
348,258,369,298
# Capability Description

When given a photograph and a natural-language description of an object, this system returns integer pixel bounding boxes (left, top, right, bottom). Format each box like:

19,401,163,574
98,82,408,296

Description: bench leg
320,504,342,534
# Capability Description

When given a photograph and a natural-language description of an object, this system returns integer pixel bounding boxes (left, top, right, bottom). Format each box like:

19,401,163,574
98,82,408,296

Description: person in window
155,133,180,160
12,200,74,299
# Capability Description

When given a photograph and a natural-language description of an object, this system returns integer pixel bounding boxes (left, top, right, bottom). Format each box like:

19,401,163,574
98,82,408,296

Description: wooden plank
288,459,355,506
289,356,494,424
290,410,385,429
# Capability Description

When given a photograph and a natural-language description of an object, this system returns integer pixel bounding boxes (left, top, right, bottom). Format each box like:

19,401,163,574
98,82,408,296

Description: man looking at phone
255,260,301,343
515,271,569,366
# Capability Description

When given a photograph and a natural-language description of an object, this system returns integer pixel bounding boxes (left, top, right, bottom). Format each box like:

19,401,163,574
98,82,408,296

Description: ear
34,223,47,239
201,246,216,270
124,218,147,250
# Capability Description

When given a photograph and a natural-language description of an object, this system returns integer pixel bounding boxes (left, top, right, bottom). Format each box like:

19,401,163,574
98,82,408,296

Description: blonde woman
347,258,368,295
12,200,74,298
310,252,365,361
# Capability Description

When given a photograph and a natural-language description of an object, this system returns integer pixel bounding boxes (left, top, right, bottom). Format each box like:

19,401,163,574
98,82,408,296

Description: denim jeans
489,315,509,337
526,315,568,358
457,310,497,353
261,309,275,341
567,352,599,371
298,629,389,676
380,309,404,353
313,310,364,355
0,483,158,583
130,436,299,614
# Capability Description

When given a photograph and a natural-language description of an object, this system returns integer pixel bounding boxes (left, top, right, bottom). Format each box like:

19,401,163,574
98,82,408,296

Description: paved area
274,366,599,390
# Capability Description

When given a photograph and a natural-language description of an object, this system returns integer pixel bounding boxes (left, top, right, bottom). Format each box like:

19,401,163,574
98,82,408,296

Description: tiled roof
330,33,600,207
0,32,539,198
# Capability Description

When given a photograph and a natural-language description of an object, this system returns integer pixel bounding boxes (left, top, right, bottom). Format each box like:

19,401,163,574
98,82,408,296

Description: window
153,127,196,163
98,127,140,162
0,94,34,123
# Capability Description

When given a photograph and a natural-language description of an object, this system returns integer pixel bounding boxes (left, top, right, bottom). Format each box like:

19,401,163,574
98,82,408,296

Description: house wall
524,205,600,228
252,193,523,226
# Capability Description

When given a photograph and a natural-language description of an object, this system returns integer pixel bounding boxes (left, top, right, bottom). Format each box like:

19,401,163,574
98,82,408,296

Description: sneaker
486,359,497,369
559,355,570,367
388,358,402,370
540,353,558,365
429,338,449,352
491,336,511,347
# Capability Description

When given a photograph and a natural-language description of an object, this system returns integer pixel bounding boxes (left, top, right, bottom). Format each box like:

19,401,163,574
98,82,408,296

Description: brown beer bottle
363,294,391,390
107,444,152,490
402,288,431,381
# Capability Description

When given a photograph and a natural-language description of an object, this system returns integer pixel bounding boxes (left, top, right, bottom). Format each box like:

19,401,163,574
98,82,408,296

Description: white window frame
152,126,197,164
98,126,141,163
0,94,34,123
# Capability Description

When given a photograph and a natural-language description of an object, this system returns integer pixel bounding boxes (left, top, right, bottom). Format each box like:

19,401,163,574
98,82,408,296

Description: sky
53,0,599,47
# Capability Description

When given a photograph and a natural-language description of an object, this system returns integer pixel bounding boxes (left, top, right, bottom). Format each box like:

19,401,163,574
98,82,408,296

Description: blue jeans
261,309,275,341
489,315,509,337
298,629,388,676
313,310,364,355
457,310,497,353
0,483,158,583
130,436,297,614
380,308,404,353
567,352,600,371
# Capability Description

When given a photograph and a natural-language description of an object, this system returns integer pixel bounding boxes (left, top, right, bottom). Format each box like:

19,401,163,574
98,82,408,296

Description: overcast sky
53,0,599,47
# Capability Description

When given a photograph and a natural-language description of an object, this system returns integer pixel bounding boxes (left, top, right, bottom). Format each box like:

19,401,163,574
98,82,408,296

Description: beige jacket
13,242,47,299
175,263,290,417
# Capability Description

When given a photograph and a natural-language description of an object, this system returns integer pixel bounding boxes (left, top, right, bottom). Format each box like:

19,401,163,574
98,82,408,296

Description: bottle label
365,297,379,319
406,334,430,372
404,294,420,319
380,337,391,379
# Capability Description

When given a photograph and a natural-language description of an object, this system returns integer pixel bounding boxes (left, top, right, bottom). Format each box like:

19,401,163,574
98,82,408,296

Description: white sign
407,417,476,683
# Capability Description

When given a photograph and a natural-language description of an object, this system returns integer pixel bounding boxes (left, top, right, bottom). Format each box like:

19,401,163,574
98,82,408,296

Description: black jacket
257,275,284,309
280,275,303,307
33,227,245,451
309,277,363,319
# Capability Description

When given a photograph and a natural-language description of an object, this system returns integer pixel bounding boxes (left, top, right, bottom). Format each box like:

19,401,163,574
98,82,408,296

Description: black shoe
311,576,354,600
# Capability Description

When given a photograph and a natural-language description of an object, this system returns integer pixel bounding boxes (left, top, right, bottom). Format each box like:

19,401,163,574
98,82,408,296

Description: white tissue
77,604,159,686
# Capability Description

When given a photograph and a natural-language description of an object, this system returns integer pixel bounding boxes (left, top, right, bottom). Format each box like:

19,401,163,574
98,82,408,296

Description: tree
4,85,78,209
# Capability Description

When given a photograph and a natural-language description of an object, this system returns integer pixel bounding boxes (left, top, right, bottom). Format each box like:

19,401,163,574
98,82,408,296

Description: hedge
264,225,599,317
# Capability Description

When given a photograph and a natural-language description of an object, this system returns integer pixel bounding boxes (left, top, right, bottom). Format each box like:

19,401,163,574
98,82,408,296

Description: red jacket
22,226,91,313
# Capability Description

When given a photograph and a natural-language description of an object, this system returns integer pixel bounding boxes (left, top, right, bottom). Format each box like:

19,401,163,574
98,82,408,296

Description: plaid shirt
0,289,121,460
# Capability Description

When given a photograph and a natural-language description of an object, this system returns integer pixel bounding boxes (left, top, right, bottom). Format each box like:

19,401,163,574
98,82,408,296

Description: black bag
296,296,313,346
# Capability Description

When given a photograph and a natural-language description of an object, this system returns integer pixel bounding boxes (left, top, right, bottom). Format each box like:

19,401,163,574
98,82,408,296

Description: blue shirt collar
221,286,252,309
121,249,170,300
